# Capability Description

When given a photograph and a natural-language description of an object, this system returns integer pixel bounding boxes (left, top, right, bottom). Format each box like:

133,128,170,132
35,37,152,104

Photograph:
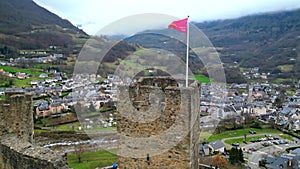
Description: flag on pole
168,17,190,87
168,18,188,33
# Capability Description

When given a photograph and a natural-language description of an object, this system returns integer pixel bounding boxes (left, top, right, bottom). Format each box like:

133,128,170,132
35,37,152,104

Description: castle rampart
117,77,200,169
0,92,69,169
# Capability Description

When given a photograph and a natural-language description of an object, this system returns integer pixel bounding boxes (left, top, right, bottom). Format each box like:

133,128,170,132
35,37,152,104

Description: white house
199,140,225,156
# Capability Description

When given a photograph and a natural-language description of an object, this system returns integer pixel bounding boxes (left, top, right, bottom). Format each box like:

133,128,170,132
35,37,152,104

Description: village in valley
0,50,300,169
199,77,300,168
1,1,300,168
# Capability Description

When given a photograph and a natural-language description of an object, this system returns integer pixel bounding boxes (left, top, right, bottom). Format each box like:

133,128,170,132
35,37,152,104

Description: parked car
251,140,261,143
222,151,230,156
249,147,257,151
279,140,288,144
232,143,239,147
258,138,268,142
262,142,271,147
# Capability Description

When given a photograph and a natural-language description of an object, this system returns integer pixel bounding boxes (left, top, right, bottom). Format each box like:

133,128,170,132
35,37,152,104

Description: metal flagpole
185,16,189,87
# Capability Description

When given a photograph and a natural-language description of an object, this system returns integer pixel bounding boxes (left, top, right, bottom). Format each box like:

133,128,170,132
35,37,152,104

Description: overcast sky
33,0,300,35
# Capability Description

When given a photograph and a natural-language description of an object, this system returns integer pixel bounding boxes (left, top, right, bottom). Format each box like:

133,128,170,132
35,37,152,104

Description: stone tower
117,77,200,169
0,91,34,142
0,91,70,169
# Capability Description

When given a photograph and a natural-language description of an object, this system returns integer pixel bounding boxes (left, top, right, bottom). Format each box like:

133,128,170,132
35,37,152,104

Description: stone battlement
0,92,69,169
117,77,200,169
0,134,69,169
0,91,33,142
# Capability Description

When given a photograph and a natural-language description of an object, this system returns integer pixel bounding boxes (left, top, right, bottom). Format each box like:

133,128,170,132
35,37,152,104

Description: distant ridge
196,8,300,78
124,8,300,81
0,0,88,55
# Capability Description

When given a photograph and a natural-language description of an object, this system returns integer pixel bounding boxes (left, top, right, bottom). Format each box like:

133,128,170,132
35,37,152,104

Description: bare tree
74,144,84,163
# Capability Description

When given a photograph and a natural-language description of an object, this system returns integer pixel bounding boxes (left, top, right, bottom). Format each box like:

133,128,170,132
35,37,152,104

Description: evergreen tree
238,148,245,162
229,147,245,164
229,147,239,164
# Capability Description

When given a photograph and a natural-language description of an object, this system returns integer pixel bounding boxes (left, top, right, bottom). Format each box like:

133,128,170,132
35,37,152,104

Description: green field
67,150,117,169
280,133,294,141
205,128,283,142
286,89,295,96
239,67,245,72
193,75,210,83
224,135,266,145
0,65,44,75
224,134,294,145
0,65,32,74
278,64,294,73
200,131,214,141
55,122,81,130
0,65,47,87
271,78,293,85
84,126,116,133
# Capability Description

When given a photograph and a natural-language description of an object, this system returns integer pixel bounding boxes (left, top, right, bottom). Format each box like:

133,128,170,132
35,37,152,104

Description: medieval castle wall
0,92,69,169
0,92,33,142
117,77,200,169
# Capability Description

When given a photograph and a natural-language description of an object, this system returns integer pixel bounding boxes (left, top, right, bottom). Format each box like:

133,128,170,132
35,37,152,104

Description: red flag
168,18,188,33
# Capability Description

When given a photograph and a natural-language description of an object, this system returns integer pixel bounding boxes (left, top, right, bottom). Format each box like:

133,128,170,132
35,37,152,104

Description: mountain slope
0,0,88,56
123,9,300,82
196,9,300,78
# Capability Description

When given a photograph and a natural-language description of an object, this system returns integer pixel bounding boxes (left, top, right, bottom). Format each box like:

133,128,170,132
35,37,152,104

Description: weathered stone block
0,92,70,169
0,135,69,169
117,77,200,169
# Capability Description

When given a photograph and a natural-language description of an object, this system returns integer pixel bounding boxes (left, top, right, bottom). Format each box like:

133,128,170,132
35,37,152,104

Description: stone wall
190,81,201,169
0,92,69,169
117,77,200,169
0,135,69,169
0,92,33,142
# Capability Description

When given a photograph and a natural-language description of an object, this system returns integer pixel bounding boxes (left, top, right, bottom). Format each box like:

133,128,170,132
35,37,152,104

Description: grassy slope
205,128,282,142
67,150,117,169
0,65,46,87
193,74,210,83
